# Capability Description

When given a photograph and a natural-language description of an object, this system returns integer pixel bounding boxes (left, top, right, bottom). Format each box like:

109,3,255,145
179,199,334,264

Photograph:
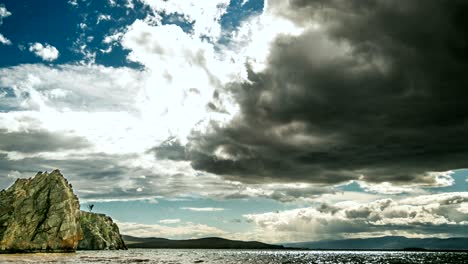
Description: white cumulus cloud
244,192,468,243
0,5,12,45
139,0,230,40
0,5,11,22
29,43,60,61
97,14,111,24
121,19,241,143
0,33,11,45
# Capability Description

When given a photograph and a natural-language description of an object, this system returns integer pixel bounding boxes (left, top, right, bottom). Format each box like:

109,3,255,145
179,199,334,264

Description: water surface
0,249,466,264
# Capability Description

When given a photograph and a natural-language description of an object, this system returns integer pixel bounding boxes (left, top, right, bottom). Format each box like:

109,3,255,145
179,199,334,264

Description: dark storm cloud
222,184,334,202
149,136,187,161
0,129,90,153
186,0,468,184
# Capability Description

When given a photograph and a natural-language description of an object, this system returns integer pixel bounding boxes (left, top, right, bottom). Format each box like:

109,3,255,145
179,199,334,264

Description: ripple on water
0,249,466,264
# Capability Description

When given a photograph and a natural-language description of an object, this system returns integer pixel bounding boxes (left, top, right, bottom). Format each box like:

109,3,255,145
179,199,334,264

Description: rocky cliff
0,170,83,253
78,211,127,250
0,169,126,253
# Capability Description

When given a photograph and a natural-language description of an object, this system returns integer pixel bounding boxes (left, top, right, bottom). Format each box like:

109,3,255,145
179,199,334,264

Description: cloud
0,146,257,204
29,43,60,61
220,182,334,203
0,5,11,23
244,192,468,243
2,0,466,211
117,221,227,239
159,219,181,224
0,5,11,45
0,33,11,45
0,64,151,153
241,0,250,7
459,203,468,214
0,45,422,204
312,191,384,205
97,14,111,24
125,0,135,9
149,137,187,161
82,196,158,204
120,19,241,142
68,0,78,7
0,62,248,202
184,0,468,186
356,171,455,194
0,129,90,153
138,0,230,40
181,207,225,212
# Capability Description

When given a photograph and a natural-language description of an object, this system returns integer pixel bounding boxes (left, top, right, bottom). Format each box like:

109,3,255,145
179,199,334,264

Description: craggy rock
78,211,127,250
0,170,83,253
0,169,127,253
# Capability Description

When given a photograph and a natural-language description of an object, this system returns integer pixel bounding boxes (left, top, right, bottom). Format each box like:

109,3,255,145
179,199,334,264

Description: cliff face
0,170,83,253
78,211,127,250
0,169,127,253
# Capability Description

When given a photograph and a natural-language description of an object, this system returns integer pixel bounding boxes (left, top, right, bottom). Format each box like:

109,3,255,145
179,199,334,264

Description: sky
0,0,467,243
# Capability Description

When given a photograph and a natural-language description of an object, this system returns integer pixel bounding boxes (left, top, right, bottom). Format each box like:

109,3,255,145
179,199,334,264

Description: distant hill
284,236,468,250
122,235,285,249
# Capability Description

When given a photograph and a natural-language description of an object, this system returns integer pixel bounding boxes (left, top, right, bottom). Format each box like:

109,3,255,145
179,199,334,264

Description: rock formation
78,211,127,250
0,170,83,253
0,169,126,253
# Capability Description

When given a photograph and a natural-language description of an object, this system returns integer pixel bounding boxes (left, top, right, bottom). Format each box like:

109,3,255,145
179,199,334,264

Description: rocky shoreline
0,170,126,253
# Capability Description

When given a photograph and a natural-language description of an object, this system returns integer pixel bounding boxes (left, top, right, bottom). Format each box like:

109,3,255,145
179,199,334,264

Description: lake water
0,249,466,264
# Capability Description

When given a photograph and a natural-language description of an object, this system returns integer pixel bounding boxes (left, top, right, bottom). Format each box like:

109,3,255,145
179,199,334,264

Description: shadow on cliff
0,170,126,253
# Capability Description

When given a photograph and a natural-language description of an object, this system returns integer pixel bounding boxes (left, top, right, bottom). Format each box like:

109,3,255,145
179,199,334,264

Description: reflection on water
0,249,466,264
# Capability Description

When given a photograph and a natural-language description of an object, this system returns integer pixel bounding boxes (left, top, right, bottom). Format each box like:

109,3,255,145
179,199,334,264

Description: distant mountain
122,235,285,249
284,236,468,250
